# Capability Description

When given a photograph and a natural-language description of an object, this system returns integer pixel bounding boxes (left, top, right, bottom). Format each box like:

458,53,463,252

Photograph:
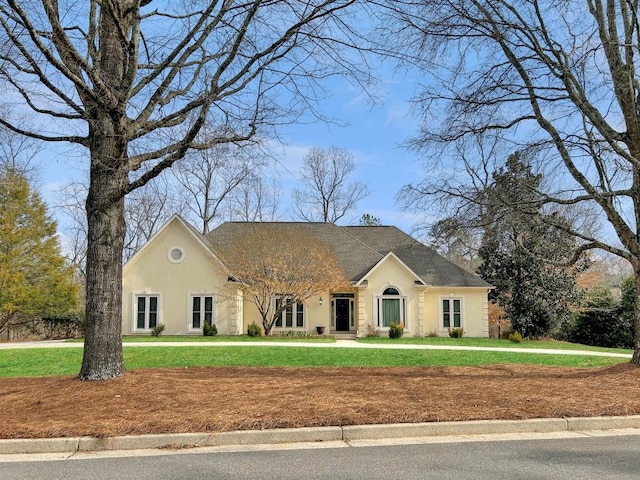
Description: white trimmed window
442,298,463,329
375,287,407,329
274,296,305,329
190,295,214,331
134,294,160,331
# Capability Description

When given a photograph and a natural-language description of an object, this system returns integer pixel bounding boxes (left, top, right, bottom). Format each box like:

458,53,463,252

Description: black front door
335,298,350,331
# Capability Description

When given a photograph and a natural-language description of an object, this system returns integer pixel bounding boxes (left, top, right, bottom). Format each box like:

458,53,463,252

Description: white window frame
188,293,215,332
132,293,161,332
273,295,305,330
440,296,464,330
375,286,407,330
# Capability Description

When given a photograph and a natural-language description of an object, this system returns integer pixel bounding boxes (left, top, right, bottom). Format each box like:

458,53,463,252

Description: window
191,295,214,330
135,295,159,330
274,296,305,329
167,247,185,264
442,298,462,328
376,287,406,329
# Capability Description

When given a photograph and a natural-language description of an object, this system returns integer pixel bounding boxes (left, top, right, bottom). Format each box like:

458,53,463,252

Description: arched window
376,286,406,329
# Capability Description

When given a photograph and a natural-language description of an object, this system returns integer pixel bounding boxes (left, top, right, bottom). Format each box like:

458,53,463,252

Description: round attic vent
168,247,185,264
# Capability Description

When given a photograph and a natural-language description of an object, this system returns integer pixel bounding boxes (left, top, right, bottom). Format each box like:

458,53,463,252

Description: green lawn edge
356,336,632,354
0,345,628,378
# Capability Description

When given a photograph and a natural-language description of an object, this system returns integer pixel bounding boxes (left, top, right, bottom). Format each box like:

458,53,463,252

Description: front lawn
0,345,628,378
357,336,633,354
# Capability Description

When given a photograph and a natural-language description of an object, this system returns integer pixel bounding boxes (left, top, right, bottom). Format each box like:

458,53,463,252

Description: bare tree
214,224,347,335
172,127,266,234
384,0,640,362
124,176,184,261
56,182,89,276
0,122,42,181
292,146,369,222
227,174,283,222
58,176,184,269
0,0,369,379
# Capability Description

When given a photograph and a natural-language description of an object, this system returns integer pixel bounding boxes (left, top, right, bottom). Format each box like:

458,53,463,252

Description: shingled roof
206,222,491,288
342,226,491,288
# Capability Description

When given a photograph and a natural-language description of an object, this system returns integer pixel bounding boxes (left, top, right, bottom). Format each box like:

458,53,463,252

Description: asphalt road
3,433,640,480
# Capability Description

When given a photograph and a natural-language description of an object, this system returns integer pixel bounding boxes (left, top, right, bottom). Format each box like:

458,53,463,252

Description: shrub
448,327,464,338
247,322,262,337
509,331,523,343
151,324,166,337
203,322,218,336
567,307,633,349
388,322,404,339
365,324,380,337
565,278,634,349
426,330,439,337
279,330,313,337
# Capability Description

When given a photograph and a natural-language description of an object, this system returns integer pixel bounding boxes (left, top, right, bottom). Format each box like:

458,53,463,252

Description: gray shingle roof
206,222,491,288
342,226,491,288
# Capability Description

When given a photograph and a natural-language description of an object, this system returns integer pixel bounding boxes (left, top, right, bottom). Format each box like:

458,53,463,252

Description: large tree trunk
78,4,130,380
79,113,128,380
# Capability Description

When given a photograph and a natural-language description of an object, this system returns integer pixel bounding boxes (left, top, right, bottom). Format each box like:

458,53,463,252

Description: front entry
335,298,351,331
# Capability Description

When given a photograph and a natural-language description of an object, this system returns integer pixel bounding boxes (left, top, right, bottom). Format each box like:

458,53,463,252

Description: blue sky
37,68,430,237
272,72,426,232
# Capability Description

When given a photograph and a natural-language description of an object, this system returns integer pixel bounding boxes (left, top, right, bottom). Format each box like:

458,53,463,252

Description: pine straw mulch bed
2,363,640,439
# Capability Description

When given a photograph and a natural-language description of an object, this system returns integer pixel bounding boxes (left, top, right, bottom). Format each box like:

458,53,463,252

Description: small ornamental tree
0,169,78,336
215,224,348,335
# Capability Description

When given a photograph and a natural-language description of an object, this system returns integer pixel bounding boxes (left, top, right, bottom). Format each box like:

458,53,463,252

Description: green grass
66,335,336,343
0,345,628,378
357,336,633,354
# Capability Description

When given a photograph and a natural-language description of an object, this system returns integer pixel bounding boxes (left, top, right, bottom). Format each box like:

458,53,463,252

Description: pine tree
0,169,78,336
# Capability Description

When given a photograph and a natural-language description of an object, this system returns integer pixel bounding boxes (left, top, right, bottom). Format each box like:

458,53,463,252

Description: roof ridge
337,225,387,258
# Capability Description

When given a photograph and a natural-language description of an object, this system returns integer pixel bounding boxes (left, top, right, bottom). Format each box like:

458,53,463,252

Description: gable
124,215,228,277
355,251,424,287
343,226,491,288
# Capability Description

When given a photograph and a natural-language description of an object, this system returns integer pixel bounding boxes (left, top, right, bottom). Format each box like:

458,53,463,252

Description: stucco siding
122,218,491,338
423,287,489,337
122,218,235,335
358,255,423,336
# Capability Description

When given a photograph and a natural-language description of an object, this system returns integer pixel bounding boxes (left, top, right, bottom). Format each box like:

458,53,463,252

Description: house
122,216,492,337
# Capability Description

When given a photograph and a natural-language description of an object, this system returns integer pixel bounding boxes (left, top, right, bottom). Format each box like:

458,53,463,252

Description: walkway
0,339,631,358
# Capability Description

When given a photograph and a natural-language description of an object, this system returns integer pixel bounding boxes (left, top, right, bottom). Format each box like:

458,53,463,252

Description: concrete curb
2,417,639,455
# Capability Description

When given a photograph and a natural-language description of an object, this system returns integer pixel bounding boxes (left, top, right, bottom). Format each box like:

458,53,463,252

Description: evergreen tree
0,169,78,336
359,213,382,226
478,153,582,338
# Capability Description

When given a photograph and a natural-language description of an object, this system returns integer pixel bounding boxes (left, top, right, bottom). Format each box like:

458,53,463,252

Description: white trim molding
132,292,162,332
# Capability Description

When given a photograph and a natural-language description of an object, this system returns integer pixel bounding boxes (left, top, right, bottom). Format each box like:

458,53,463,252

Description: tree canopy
293,146,369,223
477,154,583,338
0,0,371,378
0,169,78,336
385,0,640,361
